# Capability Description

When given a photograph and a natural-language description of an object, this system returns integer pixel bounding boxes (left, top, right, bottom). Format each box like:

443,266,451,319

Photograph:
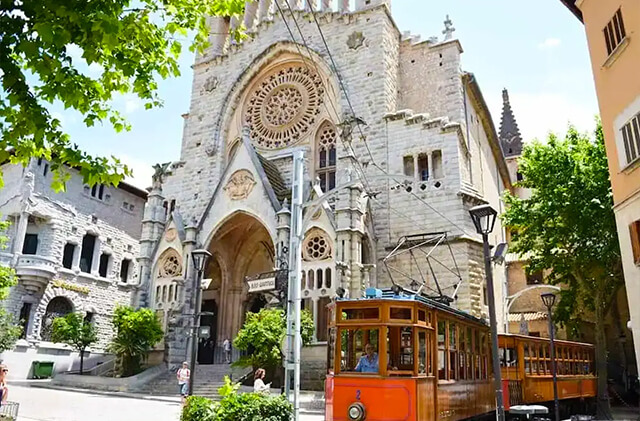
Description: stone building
0,158,147,379
136,0,512,386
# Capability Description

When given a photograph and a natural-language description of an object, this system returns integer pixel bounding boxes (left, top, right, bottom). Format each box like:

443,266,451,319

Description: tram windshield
340,328,380,374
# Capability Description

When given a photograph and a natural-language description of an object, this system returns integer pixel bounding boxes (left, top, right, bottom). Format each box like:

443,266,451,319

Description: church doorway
197,299,217,365
203,212,274,363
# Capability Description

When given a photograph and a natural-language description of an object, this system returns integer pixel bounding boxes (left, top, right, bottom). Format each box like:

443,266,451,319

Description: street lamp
188,248,212,396
541,292,560,421
469,204,505,421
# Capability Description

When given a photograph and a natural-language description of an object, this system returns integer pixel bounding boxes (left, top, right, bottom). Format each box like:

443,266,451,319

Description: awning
508,312,548,322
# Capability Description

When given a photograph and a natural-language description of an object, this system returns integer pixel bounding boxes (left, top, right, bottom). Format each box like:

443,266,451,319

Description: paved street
7,386,323,421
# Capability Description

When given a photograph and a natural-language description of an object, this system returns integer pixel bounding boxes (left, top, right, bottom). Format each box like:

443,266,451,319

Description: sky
52,0,599,189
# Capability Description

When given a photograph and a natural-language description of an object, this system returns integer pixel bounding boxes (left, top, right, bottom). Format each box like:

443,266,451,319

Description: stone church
136,0,512,382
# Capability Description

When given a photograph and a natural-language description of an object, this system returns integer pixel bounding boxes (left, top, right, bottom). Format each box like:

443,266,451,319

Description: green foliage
502,122,621,418
0,308,22,353
0,220,17,300
51,312,97,374
108,305,164,377
0,0,247,190
181,396,215,421
181,377,292,421
233,308,314,370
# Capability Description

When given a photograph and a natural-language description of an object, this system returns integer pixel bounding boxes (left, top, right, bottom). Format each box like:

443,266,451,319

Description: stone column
244,0,259,32
135,182,165,307
209,16,230,56
12,212,29,256
428,152,434,180
413,155,419,183
90,237,101,275
258,0,274,21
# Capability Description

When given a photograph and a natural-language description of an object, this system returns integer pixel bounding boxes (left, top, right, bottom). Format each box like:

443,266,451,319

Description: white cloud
119,94,143,114
538,38,561,50
118,154,154,190
488,91,599,143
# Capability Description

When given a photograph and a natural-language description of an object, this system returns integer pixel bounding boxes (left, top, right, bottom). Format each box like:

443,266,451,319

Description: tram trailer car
499,334,597,418
325,289,496,421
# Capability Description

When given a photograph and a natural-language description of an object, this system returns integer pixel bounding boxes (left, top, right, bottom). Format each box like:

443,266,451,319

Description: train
324,287,596,421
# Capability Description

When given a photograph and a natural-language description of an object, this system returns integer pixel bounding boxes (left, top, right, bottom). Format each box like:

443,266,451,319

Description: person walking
223,338,232,364
176,362,190,405
253,368,270,394
0,364,8,404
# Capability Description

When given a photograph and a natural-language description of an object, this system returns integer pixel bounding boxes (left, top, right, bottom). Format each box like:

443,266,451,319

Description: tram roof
336,288,488,327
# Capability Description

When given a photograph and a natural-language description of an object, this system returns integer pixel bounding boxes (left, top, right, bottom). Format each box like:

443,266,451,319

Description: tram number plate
356,390,361,401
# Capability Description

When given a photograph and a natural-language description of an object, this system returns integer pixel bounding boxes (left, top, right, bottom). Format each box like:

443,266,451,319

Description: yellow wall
578,0,640,202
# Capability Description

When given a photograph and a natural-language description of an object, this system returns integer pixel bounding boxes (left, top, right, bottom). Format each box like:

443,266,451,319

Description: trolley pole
284,150,304,420
483,233,506,421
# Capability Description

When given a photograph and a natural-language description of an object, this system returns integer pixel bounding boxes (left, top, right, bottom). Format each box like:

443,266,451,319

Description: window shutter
630,221,640,265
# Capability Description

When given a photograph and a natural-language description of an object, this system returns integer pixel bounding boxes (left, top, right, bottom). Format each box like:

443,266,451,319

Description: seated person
355,343,379,373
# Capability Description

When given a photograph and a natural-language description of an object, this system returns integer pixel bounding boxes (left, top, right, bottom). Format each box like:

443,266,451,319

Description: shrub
108,306,163,377
180,377,293,421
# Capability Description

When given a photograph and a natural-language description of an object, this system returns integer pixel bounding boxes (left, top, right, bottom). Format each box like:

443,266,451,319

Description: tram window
466,327,472,379
427,332,433,375
500,347,517,368
388,326,414,373
418,330,427,375
327,328,336,374
438,321,447,380
449,323,457,380
459,328,466,380
340,328,379,373
418,310,426,323
390,307,412,320
342,307,379,320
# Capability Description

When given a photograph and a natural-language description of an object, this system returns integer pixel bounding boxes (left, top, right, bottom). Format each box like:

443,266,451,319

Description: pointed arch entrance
203,211,275,363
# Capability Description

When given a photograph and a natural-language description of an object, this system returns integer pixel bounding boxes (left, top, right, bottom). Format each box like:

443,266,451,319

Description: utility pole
284,150,303,420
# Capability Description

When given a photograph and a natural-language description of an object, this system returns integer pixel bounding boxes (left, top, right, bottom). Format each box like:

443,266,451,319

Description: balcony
15,255,58,293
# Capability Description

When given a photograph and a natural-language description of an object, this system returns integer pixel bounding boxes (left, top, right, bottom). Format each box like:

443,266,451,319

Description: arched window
316,122,337,192
41,297,73,341
316,269,323,289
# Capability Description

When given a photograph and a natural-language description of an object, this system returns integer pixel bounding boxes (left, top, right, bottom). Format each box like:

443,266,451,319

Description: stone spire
499,88,524,158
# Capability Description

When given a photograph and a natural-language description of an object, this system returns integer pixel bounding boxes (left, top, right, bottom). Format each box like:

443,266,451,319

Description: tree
233,308,314,370
0,219,20,352
502,122,622,419
50,312,98,374
109,305,164,377
0,0,246,190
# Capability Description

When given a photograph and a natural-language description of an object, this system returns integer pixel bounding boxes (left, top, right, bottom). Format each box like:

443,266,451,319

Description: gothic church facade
136,0,512,382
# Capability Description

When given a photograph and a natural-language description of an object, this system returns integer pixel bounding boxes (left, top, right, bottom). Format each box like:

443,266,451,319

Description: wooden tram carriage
325,289,496,421
499,334,597,414
324,288,598,421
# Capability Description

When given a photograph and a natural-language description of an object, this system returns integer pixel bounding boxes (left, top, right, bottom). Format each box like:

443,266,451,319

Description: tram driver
355,343,379,373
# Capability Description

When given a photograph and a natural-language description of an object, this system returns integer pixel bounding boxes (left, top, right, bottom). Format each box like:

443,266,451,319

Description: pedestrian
253,368,270,394
223,338,232,364
0,363,8,404
176,361,190,405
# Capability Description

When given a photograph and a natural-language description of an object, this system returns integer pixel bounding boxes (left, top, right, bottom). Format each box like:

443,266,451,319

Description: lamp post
188,248,212,396
541,292,560,421
469,204,505,421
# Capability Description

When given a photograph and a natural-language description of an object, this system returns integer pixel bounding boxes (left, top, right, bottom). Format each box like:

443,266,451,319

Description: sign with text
247,277,276,293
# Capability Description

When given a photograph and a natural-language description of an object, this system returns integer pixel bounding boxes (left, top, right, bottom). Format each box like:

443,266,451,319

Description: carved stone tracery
245,65,325,149
224,169,256,200
302,228,332,261
159,250,182,278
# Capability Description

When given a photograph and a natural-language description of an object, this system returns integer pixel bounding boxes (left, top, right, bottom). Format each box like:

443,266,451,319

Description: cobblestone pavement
6,385,323,421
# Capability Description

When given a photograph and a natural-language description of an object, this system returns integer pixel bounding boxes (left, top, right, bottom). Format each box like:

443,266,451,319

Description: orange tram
324,288,597,421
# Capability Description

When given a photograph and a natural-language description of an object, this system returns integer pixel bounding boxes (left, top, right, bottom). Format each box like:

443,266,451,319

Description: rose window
303,230,332,261
159,253,182,278
245,65,325,149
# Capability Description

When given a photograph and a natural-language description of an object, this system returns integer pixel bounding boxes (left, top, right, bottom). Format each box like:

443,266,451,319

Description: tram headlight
348,402,366,421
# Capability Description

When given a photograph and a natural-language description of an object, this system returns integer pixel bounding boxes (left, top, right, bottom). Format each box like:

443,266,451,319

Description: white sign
247,277,276,293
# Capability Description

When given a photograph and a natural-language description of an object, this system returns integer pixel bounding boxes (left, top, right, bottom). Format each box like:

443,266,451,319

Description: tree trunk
80,348,85,375
595,290,613,419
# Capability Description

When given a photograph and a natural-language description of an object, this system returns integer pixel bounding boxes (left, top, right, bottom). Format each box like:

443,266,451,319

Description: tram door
198,299,217,365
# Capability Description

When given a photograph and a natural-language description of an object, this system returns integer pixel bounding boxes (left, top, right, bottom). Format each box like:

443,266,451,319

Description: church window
168,285,174,302
244,64,325,149
84,312,94,324
403,156,414,177
162,285,167,302
22,233,38,255
156,286,161,303
98,253,111,278
79,234,97,273
316,297,331,342
302,229,332,261
325,268,332,288
418,154,429,181
41,297,73,341
316,269,323,289
432,150,444,179
158,250,182,278
308,270,315,289
120,259,132,283
62,243,75,269
174,285,179,301
316,122,337,192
